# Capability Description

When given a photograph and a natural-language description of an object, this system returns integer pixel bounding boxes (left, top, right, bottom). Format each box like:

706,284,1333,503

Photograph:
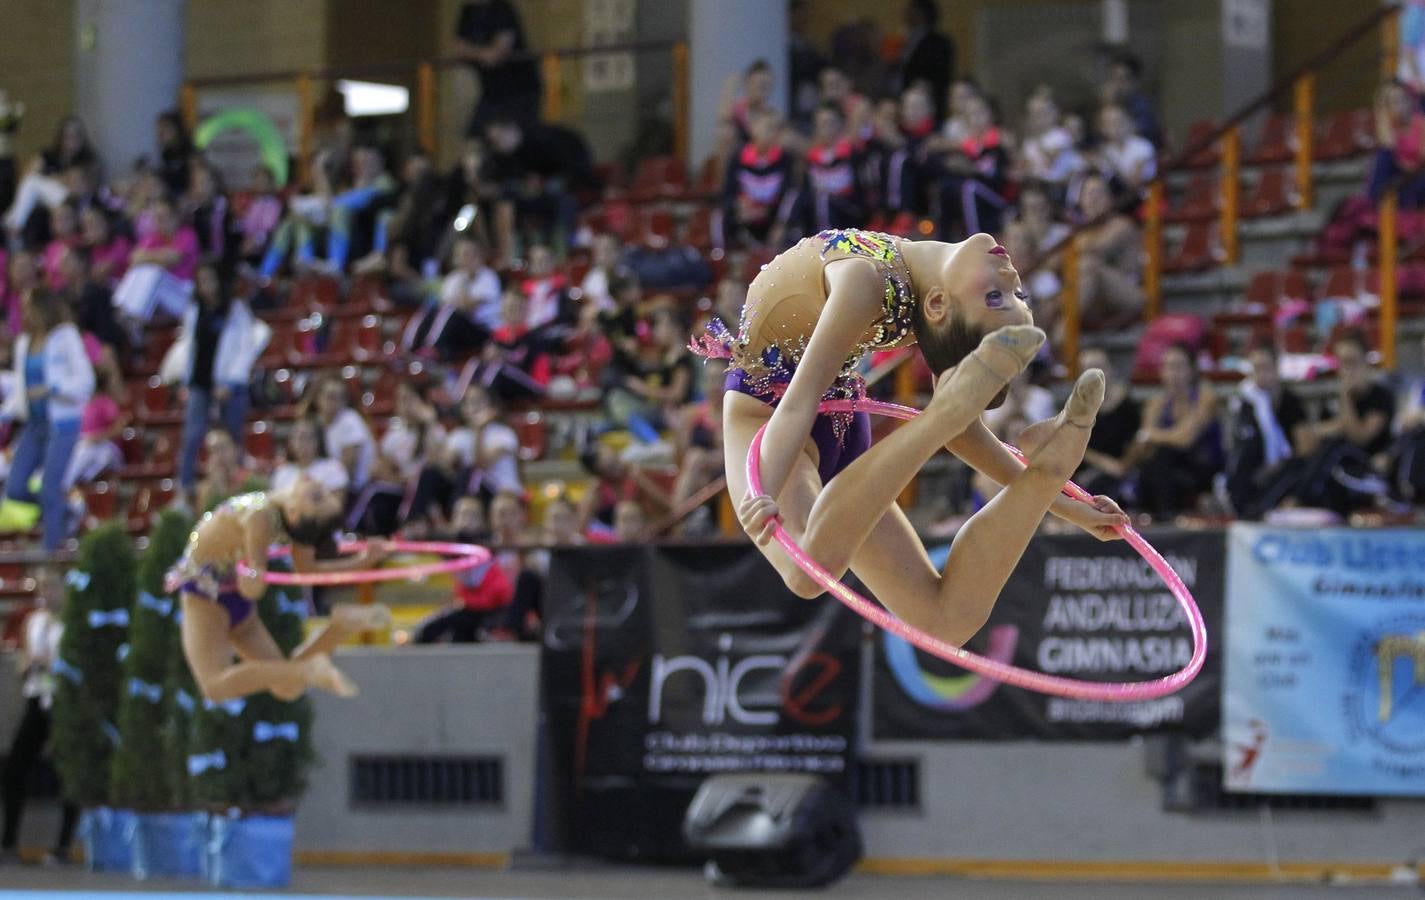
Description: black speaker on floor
682,774,863,889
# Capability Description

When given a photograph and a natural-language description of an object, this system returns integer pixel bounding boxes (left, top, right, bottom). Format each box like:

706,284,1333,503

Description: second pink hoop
746,398,1208,702
257,539,491,586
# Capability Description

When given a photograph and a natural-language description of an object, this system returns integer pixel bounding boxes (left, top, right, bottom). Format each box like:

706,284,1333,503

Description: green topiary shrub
110,509,193,810
50,522,137,806
188,559,315,811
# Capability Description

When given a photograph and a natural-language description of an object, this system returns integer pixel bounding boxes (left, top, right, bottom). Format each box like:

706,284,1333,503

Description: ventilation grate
856,758,920,810
1184,764,1377,813
349,755,504,807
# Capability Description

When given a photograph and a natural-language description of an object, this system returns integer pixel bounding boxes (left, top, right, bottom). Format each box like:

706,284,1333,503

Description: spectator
236,164,284,269
487,489,544,641
445,382,523,502
303,374,376,490
258,148,342,279
605,308,695,445
542,494,585,545
1,292,95,550
1092,103,1157,194
1292,330,1394,517
939,77,982,146
58,246,125,358
2,248,37,336
1015,180,1071,254
404,235,499,358
1072,346,1141,499
182,161,235,268
1388,332,1425,503
578,233,626,312
470,286,551,404
414,504,514,644
154,110,193,197
3,116,96,241
1100,52,1160,147
39,200,81,293
895,0,956,121
270,417,349,496
671,361,727,534
930,91,1009,240
482,117,593,260
719,108,796,249
793,103,867,235
351,380,447,535
122,168,167,242
1369,78,1425,206
787,0,826,128
113,196,200,326
195,428,259,514
999,221,1062,340
79,206,131,289
1075,172,1144,330
362,150,447,277
1125,344,1222,519
719,59,778,144
1,568,79,865
63,344,126,488
576,443,670,533
325,144,397,274
1017,93,1084,194
521,244,571,330
443,140,495,256
613,498,648,541
455,0,543,134
817,67,873,141
174,260,262,494
1224,342,1311,519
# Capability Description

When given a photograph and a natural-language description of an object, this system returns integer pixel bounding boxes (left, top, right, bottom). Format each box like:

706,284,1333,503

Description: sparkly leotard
165,492,275,627
691,228,918,482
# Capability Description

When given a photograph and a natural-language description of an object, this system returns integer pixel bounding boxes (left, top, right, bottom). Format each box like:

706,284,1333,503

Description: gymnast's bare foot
304,654,359,698
930,325,1045,428
331,602,392,633
1024,369,1105,483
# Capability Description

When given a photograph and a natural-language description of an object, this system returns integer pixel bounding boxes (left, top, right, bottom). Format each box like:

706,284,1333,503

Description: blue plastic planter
80,807,136,872
204,812,294,889
132,811,206,879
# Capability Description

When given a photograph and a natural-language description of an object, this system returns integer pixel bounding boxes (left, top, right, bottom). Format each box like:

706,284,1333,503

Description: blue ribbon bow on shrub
187,750,227,776
274,592,306,618
101,721,121,746
127,678,163,703
203,697,246,716
87,608,129,628
116,643,129,662
253,721,300,743
65,570,91,591
174,689,195,714
137,591,173,617
52,657,83,685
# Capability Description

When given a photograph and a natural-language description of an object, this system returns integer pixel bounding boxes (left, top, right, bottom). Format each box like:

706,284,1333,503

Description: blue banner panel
1224,524,1425,796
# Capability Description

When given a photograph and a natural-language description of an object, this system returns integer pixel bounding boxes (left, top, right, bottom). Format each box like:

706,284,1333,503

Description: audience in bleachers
2,0,1425,651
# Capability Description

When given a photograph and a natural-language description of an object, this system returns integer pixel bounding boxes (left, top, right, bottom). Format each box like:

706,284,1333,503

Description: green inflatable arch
193,108,290,187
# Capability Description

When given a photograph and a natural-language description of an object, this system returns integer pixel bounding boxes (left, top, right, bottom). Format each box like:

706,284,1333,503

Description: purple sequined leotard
691,228,916,482
164,492,272,628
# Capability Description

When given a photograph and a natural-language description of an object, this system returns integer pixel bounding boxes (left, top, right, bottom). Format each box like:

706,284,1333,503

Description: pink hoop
257,539,491,586
747,398,1208,701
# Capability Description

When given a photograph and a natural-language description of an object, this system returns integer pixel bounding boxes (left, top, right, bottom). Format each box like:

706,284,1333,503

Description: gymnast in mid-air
166,476,392,702
694,229,1129,646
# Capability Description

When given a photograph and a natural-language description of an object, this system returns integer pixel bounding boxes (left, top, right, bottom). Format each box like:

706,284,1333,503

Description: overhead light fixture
336,80,410,117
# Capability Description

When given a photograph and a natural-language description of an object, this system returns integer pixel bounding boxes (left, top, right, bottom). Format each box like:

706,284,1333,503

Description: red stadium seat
1246,113,1295,166
629,156,688,202
83,481,119,527
1165,173,1219,224
1316,108,1372,161
127,479,176,534
1162,222,1220,274
512,411,547,462
1241,167,1295,219
1180,119,1221,169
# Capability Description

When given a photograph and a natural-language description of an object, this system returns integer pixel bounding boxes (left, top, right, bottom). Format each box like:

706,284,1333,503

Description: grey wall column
75,0,185,177
688,0,787,166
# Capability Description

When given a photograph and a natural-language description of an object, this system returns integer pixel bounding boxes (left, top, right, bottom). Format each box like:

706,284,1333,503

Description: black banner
541,543,861,860
873,530,1224,740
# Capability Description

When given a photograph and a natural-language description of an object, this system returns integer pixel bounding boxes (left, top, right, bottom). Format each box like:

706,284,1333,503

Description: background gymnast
695,228,1130,647
165,476,392,702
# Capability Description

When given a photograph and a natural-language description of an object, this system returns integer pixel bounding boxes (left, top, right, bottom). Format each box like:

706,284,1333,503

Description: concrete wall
0,0,78,164
295,644,541,855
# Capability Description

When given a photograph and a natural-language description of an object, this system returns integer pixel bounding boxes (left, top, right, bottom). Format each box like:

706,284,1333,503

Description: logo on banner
880,626,1019,711
1346,615,1425,755
648,633,845,727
